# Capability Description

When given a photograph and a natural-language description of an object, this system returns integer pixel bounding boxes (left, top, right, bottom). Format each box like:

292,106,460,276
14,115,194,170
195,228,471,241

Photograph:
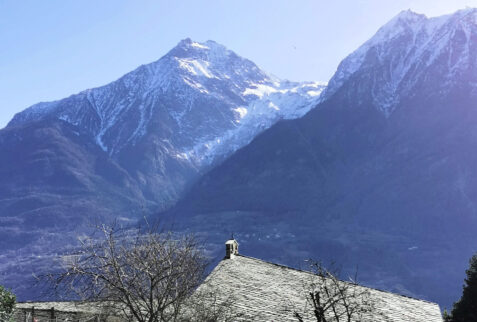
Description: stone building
14,239,443,321
196,239,443,321
13,301,120,321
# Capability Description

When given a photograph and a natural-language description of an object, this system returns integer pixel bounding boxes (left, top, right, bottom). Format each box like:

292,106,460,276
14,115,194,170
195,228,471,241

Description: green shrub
0,285,15,322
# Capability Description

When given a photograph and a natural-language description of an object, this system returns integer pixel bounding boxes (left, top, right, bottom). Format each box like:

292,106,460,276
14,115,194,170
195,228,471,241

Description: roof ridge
235,254,439,306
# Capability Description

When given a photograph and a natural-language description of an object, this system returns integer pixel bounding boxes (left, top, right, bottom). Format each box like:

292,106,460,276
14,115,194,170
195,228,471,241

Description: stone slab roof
197,254,443,321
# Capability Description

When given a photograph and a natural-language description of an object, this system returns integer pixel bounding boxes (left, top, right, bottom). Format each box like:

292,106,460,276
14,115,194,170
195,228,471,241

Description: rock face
161,9,477,307
4,39,325,214
322,8,477,115
8,38,323,210
0,39,323,299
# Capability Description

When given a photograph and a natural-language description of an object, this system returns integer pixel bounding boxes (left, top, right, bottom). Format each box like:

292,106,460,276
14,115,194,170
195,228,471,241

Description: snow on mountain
180,81,325,164
321,8,477,116
9,38,325,166
160,9,477,309
0,39,325,300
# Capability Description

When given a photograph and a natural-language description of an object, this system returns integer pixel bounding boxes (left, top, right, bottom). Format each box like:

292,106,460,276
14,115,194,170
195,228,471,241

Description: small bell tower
225,237,239,259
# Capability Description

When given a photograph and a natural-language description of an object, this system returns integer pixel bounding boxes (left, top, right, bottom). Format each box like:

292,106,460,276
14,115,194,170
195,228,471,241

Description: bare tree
46,223,209,322
293,261,378,322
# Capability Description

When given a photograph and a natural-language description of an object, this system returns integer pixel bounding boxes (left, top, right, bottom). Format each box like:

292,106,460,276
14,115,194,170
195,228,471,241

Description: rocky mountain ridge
0,39,324,299
10,39,324,167
322,8,477,116
159,9,477,308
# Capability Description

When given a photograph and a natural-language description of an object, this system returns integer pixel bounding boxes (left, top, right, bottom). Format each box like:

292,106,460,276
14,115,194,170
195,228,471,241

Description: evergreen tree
0,285,15,321
450,253,477,322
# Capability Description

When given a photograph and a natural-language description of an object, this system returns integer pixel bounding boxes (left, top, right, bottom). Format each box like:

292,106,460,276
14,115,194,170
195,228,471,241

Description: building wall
13,306,124,322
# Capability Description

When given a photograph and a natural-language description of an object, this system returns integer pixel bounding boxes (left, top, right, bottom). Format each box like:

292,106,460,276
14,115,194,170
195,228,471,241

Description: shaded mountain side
0,118,149,256
8,39,323,211
172,76,477,237
160,80,477,307
0,39,324,299
158,10,477,307
0,119,149,299
0,120,147,234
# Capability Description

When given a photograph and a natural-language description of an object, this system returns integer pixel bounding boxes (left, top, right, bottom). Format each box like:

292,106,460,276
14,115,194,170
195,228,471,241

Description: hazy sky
2,0,477,128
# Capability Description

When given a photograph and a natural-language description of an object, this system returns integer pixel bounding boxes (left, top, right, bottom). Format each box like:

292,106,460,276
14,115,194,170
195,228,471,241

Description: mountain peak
322,7,477,116
393,9,425,22
452,7,477,26
455,7,477,16
374,9,427,41
9,37,323,164
176,38,216,50
166,38,231,61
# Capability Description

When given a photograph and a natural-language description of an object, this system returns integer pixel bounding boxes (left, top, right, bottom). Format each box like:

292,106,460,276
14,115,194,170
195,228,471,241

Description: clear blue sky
2,0,477,128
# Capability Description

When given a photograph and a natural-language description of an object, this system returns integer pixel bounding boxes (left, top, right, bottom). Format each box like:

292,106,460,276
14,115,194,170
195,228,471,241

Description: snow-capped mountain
10,8,477,305
0,39,325,299
161,9,477,308
10,39,323,167
8,38,324,210
322,8,477,116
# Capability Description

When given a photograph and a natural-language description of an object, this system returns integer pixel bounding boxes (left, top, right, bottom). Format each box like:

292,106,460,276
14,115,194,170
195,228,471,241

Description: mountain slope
161,9,477,307
0,119,149,298
0,39,324,299
9,38,324,209
322,8,477,114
